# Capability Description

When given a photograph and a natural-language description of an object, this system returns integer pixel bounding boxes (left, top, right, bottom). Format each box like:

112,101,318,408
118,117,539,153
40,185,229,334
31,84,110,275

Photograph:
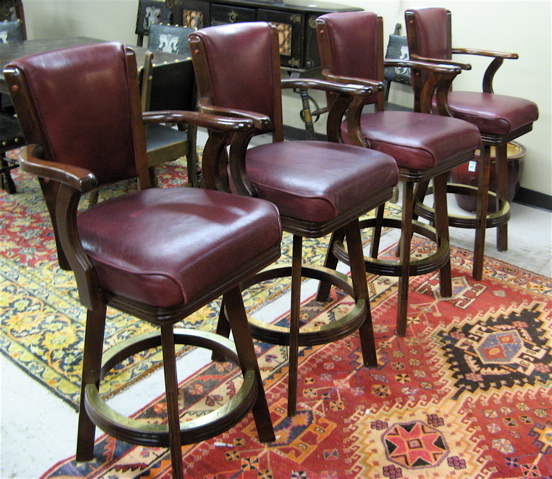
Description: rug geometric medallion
2,163,551,478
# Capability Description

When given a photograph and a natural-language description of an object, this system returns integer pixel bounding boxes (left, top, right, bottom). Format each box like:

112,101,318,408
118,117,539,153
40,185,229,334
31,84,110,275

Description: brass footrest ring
415,183,511,229
336,217,450,277
244,265,367,348
85,329,258,448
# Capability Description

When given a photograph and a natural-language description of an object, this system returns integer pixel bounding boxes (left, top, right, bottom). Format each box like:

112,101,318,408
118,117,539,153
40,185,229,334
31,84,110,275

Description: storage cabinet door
257,9,304,70
210,4,256,25
172,0,210,30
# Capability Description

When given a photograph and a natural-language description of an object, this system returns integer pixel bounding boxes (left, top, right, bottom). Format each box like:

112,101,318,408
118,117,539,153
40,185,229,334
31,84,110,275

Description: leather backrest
189,22,280,127
317,11,382,82
6,42,146,187
406,8,452,60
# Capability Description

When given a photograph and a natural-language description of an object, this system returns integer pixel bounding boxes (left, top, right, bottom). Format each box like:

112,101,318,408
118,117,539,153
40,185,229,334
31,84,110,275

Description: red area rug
41,241,552,479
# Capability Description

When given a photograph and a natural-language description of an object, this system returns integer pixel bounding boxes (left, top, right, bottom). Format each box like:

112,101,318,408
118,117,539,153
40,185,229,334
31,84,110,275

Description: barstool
405,7,539,280
189,22,399,415
316,11,482,336
6,42,282,479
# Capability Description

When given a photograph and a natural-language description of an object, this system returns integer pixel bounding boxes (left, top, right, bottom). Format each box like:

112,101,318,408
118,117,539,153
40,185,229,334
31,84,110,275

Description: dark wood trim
514,187,552,211
283,124,326,141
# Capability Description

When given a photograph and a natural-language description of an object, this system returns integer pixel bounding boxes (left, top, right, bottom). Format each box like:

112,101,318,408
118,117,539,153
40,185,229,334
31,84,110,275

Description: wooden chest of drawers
166,0,361,72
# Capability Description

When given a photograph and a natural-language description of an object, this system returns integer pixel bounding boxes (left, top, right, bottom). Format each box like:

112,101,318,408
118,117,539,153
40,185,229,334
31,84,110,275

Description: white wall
22,0,551,197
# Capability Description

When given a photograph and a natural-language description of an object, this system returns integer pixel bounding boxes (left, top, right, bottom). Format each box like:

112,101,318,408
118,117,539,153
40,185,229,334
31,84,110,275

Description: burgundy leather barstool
405,7,539,280
316,12,481,336
5,42,282,479
189,22,399,415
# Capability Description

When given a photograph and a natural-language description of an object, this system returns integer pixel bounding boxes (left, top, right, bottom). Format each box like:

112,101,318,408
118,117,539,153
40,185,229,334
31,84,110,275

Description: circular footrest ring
415,183,511,229
243,265,367,348
84,328,258,448
333,217,449,277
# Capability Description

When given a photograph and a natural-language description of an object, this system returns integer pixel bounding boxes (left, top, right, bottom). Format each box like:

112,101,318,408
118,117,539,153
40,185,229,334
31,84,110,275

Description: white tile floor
1,171,551,478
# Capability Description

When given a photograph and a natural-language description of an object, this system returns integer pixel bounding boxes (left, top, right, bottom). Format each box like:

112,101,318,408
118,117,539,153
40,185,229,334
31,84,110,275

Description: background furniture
0,112,23,193
0,7,25,193
147,22,193,54
6,41,281,479
142,22,200,184
190,21,399,415
383,23,411,106
168,0,361,72
140,51,199,187
405,7,539,280
316,11,481,336
135,0,171,46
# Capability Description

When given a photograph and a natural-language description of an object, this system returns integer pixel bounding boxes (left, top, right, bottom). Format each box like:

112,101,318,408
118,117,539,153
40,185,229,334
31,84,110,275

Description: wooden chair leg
223,287,275,443
396,181,414,337
160,324,184,479
370,203,386,259
76,307,107,462
1,156,16,194
473,144,492,281
287,234,303,416
345,218,377,367
433,172,452,298
315,228,344,302
212,298,231,361
495,143,509,252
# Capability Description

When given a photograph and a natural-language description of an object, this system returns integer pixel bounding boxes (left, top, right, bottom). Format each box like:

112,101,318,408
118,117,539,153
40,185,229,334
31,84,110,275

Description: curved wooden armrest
19,145,98,193
410,53,471,71
197,98,272,132
386,58,462,74
321,70,383,93
282,77,374,96
142,109,254,132
452,48,518,93
452,47,518,60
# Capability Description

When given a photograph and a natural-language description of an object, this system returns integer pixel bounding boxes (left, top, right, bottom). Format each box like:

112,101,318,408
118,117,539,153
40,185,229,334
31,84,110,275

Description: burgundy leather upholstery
344,111,481,170
409,8,539,136
409,7,451,60
7,42,281,477
195,23,277,122
13,43,138,186
10,42,283,310
320,11,481,171
446,92,539,136
320,11,381,81
78,187,281,308
193,22,399,226
246,141,398,222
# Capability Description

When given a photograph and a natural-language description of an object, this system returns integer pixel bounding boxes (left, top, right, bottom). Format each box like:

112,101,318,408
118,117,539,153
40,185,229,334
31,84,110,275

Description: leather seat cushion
447,92,539,136
246,140,398,223
343,111,481,171
77,187,281,308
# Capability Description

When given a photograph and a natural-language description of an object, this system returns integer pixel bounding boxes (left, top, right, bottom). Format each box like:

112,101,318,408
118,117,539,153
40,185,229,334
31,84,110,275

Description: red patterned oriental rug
41,243,552,479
